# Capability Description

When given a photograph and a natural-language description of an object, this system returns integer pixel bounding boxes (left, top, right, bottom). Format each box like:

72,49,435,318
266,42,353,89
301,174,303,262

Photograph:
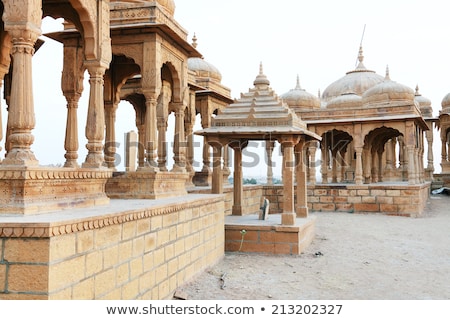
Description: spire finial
355,46,366,70
385,65,391,80
415,84,420,96
295,75,302,90
192,33,198,48
259,62,264,75
253,62,270,87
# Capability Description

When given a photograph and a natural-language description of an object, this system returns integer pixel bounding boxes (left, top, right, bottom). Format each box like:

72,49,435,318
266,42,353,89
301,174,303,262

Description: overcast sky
1,0,447,175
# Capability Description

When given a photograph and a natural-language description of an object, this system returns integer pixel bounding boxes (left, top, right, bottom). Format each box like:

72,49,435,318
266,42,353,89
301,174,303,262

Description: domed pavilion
282,48,431,216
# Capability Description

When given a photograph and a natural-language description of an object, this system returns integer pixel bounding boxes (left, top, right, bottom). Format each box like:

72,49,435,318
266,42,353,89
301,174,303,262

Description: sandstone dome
414,86,433,117
322,47,384,103
327,92,362,109
188,57,222,82
157,0,175,15
441,92,450,114
281,76,321,110
362,67,415,107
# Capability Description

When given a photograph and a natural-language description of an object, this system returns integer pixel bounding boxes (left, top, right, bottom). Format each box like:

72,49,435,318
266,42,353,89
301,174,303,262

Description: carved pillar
3,27,40,166
280,136,299,226
331,150,338,183
230,140,247,215
309,143,317,185
144,94,158,171
407,145,416,185
63,94,80,167
425,123,434,180
82,66,107,168
222,144,231,185
384,139,393,180
363,148,371,184
172,103,186,172
371,150,378,183
295,140,308,218
157,117,168,171
320,141,328,184
377,150,383,182
209,140,223,194
104,102,118,169
266,140,275,185
355,147,363,185
137,123,146,168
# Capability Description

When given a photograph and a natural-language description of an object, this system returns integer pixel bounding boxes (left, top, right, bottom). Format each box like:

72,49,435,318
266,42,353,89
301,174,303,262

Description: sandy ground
176,194,450,300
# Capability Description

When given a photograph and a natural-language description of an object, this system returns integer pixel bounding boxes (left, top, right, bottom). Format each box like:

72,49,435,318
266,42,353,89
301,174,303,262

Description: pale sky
1,0,448,176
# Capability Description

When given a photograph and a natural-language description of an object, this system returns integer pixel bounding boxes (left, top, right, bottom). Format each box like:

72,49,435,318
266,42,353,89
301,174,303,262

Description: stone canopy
196,63,320,142
196,63,321,225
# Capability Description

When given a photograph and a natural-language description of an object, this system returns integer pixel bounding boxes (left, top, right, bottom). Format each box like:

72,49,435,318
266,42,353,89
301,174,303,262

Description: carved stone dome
414,86,433,117
441,92,450,114
281,76,321,110
362,67,415,107
188,57,222,81
322,47,384,103
327,92,362,109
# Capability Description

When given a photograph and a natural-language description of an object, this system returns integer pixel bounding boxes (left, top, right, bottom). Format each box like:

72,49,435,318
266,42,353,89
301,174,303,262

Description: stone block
86,250,103,277
0,264,6,292
49,255,85,292
8,264,48,293
77,230,94,253
354,203,380,212
94,268,116,298
72,278,95,300
362,196,376,204
103,245,119,269
4,238,49,264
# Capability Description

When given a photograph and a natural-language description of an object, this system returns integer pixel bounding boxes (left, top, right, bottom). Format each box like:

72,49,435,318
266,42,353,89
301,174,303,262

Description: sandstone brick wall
262,183,430,217
0,195,225,300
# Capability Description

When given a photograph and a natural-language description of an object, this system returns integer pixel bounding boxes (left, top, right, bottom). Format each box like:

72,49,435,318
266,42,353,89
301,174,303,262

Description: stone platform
225,214,316,255
0,194,225,300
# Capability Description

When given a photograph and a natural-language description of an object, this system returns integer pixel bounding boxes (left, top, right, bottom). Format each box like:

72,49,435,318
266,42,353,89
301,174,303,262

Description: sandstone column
172,103,186,172
3,28,40,166
266,140,275,185
210,141,223,194
280,137,298,226
144,94,158,171
355,147,363,185
104,102,118,169
157,117,168,171
295,140,308,218
309,142,318,185
82,65,107,168
63,94,80,167
230,140,247,215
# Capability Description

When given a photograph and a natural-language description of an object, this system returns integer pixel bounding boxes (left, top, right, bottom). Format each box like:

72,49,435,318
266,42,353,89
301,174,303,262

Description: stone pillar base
0,167,112,215
106,171,188,199
193,171,211,187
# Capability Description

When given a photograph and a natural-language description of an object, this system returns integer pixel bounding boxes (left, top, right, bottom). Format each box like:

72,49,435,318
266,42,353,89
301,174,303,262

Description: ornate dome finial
355,46,366,71
192,33,198,49
415,84,420,95
385,65,391,81
254,62,270,87
295,75,302,90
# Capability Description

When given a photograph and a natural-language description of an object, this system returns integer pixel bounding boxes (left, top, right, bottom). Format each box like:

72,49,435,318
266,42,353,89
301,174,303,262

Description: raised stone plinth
106,171,188,199
0,167,112,215
225,214,316,255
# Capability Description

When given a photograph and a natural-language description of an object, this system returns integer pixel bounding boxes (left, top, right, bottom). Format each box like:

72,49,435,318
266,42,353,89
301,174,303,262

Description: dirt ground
176,194,450,300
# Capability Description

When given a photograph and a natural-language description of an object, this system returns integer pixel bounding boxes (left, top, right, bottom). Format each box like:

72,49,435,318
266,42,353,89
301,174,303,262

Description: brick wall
0,195,225,300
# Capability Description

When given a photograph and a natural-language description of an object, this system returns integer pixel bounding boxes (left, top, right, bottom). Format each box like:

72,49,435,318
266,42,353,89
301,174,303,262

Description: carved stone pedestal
0,167,112,215
193,171,211,187
106,171,188,199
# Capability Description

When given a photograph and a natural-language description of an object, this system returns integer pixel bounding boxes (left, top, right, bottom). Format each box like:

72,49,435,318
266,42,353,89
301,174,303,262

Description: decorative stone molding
0,167,112,215
106,171,188,199
0,196,220,238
